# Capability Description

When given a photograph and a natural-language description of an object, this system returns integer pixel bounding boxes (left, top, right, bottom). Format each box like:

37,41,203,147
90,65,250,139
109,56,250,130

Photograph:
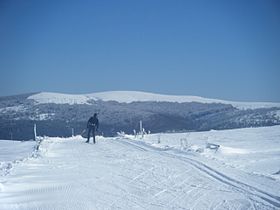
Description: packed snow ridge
28,91,280,109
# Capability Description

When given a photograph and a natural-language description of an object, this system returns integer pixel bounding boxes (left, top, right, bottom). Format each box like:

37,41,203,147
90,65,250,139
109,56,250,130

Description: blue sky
0,0,279,102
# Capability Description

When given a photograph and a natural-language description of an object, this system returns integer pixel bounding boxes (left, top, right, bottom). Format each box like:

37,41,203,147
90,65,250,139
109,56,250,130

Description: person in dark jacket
86,113,99,144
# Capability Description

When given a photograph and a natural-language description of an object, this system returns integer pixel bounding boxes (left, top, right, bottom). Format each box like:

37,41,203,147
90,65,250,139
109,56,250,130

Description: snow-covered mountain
1,91,280,140
28,91,280,109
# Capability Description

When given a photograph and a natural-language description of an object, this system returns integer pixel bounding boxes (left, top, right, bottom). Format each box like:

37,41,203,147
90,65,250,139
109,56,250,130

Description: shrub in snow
157,134,161,144
117,131,126,138
180,138,188,150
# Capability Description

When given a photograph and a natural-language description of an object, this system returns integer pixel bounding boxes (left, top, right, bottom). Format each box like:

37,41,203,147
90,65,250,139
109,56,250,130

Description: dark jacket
87,116,99,130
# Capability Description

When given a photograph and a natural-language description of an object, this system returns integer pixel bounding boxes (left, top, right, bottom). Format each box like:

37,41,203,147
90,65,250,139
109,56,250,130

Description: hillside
0,91,280,140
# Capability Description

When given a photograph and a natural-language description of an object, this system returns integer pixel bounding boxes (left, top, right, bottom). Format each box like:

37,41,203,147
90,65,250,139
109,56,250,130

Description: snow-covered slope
1,126,280,209
140,125,280,178
28,91,280,109
0,140,36,176
27,92,91,105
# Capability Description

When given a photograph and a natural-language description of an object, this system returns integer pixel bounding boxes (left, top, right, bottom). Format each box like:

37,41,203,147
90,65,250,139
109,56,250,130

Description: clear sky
0,0,279,102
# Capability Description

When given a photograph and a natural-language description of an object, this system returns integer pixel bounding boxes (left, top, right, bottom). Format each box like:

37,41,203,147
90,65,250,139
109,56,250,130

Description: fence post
71,128,74,137
34,123,37,141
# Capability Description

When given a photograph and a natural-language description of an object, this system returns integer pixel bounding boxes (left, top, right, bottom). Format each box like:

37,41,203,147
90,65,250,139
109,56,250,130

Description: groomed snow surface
1,126,280,210
27,91,280,109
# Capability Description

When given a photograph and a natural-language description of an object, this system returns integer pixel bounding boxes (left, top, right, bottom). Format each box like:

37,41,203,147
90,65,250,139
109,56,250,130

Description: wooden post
34,123,37,141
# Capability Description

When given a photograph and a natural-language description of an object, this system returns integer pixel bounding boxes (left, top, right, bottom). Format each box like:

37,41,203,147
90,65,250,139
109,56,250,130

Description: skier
86,113,99,144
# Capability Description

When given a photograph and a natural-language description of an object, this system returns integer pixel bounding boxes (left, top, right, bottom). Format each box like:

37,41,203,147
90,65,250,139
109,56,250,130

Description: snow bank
218,146,249,155
0,140,36,176
0,140,36,162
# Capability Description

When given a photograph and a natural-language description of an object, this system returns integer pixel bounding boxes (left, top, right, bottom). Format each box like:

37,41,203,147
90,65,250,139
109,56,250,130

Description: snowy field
0,126,280,209
140,126,280,179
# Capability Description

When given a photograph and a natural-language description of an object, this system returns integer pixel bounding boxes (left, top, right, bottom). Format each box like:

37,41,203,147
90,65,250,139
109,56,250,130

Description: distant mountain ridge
1,91,280,140
28,91,280,109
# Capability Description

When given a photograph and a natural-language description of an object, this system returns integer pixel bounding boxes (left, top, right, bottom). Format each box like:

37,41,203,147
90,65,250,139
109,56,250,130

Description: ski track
0,137,279,210
116,138,280,209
